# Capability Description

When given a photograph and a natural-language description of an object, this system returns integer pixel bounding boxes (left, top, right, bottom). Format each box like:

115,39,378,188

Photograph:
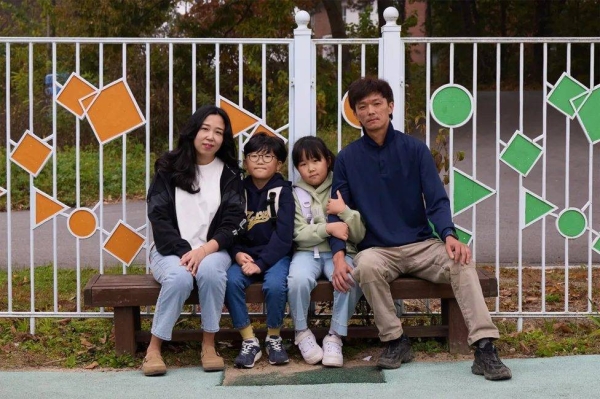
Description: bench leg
114,306,139,355
441,298,470,355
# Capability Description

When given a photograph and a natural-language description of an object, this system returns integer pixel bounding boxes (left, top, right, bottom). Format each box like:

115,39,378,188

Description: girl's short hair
243,133,288,163
291,136,336,173
155,105,237,193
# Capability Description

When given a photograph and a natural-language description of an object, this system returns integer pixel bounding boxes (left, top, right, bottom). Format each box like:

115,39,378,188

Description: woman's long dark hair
155,105,238,193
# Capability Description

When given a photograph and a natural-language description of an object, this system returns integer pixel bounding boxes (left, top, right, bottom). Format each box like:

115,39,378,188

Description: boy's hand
180,247,207,277
235,252,253,266
326,221,349,240
241,262,261,276
326,190,347,215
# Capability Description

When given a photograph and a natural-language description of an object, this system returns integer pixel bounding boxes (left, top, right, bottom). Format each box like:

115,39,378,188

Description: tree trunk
321,0,351,73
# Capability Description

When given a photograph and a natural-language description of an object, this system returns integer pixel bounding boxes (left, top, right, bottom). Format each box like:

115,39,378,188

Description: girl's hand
235,252,254,266
241,262,261,276
180,247,207,277
326,221,349,240
326,190,347,215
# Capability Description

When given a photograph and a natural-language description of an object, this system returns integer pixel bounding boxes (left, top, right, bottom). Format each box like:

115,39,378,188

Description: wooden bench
83,269,497,356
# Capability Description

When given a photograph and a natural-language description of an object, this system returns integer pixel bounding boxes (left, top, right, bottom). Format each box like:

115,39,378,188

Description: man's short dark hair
243,132,288,163
347,77,394,112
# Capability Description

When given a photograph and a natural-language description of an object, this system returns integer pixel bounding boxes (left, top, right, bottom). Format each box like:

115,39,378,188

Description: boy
224,133,295,368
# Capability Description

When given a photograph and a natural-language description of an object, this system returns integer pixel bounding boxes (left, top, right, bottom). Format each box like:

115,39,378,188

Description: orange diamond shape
85,79,145,144
103,221,145,265
10,131,53,177
56,73,98,119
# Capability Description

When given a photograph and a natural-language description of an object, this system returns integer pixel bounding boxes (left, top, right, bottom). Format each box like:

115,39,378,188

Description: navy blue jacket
329,123,455,254
230,173,294,272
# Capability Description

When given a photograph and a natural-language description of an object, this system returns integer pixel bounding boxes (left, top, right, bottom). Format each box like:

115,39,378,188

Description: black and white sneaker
472,341,512,380
234,337,262,368
265,335,289,365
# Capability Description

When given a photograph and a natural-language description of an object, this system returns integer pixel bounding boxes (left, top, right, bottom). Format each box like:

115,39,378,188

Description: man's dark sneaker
265,335,289,365
472,341,512,381
234,337,262,368
376,334,414,369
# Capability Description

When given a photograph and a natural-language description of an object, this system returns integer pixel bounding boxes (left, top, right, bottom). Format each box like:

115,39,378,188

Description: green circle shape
556,208,587,239
430,84,473,128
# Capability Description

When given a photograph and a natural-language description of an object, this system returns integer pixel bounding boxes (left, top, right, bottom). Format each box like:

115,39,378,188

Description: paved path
1,91,598,268
1,355,598,398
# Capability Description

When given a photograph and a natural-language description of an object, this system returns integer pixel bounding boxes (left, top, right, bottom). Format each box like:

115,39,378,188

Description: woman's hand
180,247,207,277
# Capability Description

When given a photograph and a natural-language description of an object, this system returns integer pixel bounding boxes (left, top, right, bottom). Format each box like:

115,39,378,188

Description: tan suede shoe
142,352,167,376
201,346,225,371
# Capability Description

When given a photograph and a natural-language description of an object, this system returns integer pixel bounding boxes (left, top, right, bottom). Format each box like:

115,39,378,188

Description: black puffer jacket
147,163,246,258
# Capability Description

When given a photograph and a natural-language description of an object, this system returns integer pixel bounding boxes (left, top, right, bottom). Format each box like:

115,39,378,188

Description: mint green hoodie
292,172,365,255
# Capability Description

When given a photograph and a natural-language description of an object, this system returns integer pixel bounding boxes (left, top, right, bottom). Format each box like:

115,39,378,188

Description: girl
287,136,365,367
145,105,246,376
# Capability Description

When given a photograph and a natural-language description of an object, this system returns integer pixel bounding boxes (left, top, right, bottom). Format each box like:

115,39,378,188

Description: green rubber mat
223,366,384,386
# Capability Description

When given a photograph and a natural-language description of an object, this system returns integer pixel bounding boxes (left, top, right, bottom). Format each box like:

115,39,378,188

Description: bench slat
84,268,497,308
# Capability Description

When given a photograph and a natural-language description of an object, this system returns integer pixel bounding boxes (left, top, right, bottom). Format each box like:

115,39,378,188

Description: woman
144,105,246,375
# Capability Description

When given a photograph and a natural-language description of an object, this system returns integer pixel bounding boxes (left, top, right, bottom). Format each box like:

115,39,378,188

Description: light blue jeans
287,250,362,336
149,247,231,340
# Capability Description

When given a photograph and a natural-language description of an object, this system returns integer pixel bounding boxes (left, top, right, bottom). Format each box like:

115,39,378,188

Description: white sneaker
295,329,323,365
322,334,343,367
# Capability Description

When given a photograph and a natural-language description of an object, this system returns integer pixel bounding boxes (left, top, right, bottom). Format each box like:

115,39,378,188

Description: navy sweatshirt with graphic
229,173,294,272
329,123,455,254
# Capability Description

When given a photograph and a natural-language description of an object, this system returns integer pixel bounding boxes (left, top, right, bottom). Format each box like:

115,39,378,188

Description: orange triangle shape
35,191,67,225
220,99,259,137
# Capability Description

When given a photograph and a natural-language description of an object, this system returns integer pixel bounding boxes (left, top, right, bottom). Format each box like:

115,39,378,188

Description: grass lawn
1,265,599,370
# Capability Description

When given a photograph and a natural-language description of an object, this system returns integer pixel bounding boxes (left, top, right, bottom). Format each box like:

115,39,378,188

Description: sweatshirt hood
244,173,292,193
294,172,333,196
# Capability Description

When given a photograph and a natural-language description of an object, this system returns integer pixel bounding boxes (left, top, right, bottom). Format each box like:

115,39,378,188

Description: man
327,77,511,381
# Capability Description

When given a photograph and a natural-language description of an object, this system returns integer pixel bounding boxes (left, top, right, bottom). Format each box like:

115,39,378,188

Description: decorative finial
295,10,310,29
383,7,399,26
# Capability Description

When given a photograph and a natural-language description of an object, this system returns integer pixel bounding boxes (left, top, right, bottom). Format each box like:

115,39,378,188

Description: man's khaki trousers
353,239,499,345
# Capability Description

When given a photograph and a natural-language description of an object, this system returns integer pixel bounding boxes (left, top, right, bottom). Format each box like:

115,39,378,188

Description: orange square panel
103,220,145,266
10,130,53,177
85,79,145,144
56,73,98,119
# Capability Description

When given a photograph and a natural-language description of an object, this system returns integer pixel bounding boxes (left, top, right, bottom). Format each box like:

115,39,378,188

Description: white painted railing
1,8,599,333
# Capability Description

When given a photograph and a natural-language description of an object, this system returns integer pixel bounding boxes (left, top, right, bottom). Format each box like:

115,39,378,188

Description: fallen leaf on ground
84,361,99,370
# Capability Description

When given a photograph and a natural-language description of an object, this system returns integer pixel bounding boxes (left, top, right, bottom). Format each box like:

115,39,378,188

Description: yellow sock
239,325,255,340
268,328,280,337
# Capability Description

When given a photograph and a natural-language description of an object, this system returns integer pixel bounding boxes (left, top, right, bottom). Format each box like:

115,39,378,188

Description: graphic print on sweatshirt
247,209,271,231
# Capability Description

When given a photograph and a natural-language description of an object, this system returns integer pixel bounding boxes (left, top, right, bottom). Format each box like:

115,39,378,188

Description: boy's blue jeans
224,256,291,330
149,247,231,340
287,251,362,336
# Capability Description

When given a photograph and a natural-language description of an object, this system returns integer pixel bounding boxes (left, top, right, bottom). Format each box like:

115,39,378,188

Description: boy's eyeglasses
246,153,275,163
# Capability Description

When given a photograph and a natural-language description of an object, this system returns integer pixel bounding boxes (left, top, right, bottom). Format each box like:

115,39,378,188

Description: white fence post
379,7,404,131
291,10,315,181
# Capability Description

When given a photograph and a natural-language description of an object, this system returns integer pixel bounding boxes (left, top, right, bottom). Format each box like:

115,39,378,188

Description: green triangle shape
571,93,588,111
453,170,495,215
525,192,556,226
593,236,600,254
455,226,472,245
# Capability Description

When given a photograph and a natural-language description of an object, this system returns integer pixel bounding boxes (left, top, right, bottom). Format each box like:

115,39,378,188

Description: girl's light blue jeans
149,247,231,341
287,250,362,336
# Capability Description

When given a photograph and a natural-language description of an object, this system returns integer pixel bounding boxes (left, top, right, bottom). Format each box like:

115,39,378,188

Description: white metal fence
1,8,599,333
